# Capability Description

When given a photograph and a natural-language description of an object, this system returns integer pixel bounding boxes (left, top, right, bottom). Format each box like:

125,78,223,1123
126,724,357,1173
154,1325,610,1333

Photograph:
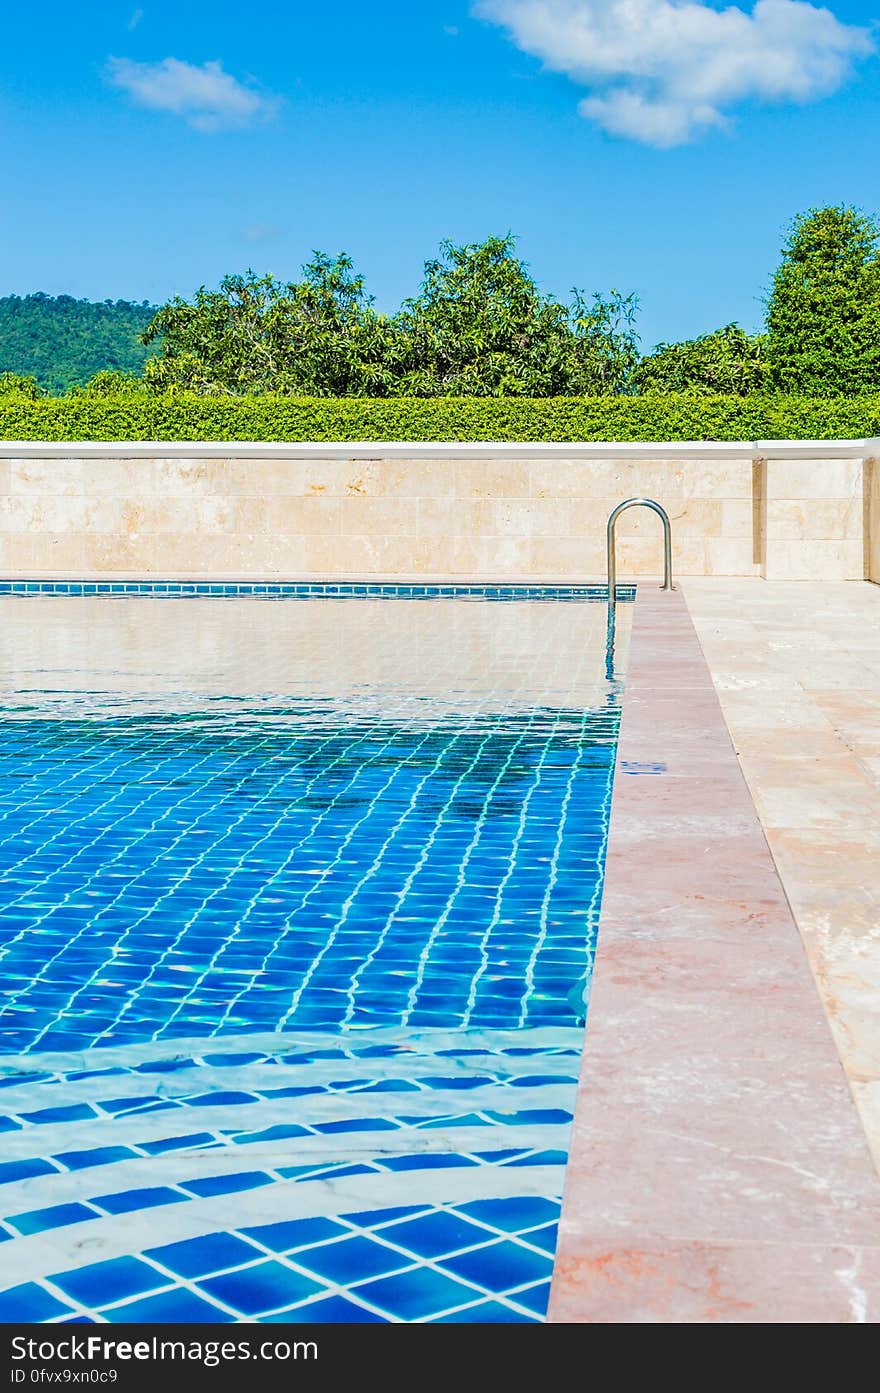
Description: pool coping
548,586,880,1323
1,439,878,459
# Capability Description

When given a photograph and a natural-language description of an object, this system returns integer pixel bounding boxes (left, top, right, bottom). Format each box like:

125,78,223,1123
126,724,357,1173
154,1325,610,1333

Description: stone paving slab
683,578,880,1172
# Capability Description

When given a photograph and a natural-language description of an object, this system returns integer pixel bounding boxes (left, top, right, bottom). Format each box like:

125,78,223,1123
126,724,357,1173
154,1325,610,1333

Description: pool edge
549,587,880,1324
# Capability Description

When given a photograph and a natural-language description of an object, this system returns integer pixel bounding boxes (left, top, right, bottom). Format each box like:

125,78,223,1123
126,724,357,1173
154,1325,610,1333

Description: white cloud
128,8,144,30
474,0,874,145
106,56,280,131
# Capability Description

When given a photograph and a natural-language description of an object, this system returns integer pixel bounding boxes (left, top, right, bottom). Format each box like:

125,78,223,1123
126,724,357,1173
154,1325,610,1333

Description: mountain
0,293,157,393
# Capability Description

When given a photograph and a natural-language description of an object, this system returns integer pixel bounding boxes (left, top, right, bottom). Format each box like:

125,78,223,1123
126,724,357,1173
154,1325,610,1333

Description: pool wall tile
0,580,635,602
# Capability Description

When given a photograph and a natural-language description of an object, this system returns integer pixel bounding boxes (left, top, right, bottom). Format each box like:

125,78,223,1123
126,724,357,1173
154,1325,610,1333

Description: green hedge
0,392,879,441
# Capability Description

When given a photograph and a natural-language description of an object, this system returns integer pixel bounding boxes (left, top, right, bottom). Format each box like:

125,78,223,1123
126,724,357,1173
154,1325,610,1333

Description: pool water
0,591,630,1324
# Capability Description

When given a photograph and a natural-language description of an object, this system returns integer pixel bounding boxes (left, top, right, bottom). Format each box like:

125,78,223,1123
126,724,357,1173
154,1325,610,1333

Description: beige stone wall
761,455,866,581
0,444,875,582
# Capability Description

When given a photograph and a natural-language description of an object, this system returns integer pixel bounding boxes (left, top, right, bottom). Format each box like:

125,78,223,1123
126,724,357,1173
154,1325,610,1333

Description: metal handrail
607,497,675,607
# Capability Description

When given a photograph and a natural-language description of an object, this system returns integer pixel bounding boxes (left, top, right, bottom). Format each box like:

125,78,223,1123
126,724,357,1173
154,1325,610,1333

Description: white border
0,438,877,460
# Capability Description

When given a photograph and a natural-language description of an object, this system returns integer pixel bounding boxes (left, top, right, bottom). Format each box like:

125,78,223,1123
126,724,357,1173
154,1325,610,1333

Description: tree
393,235,639,396
71,370,144,395
635,324,770,395
141,236,639,397
0,371,42,397
766,206,880,395
142,255,400,395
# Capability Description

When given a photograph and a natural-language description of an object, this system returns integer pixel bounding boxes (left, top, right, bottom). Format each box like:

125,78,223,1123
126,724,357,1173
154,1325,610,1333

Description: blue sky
1,1,878,349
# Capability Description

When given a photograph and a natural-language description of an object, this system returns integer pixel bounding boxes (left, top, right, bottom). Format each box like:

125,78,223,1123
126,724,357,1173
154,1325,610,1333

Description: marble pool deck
682,578,880,1178
550,580,880,1323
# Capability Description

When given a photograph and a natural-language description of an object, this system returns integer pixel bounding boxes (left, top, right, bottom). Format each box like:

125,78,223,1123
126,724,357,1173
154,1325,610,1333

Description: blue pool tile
265,1295,386,1323
8,1203,99,1235
455,1197,561,1232
271,1164,328,1181
102,1289,235,1322
381,1154,477,1172
181,1171,272,1198
414,1112,492,1130
430,1300,535,1323
93,1186,185,1215
297,1163,378,1181
519,1223,559,1255
20,1103,97,1125
506,1150,569,1168
145,1232,262,1278
139,1133,219,1156
99,1095,167,1115
441,1240,552,1292
54,1147,135,1170
232,1124,311,1144
312,1117,400,1135
339,1206,428,1228
0,1282,73,1322
188,1091,257,1107
199,1262,326,1316
0,1158,58,1184
354,1267,480,1322
49,1256,165,1306
378,1211,495,1259
294,1236,410,1285
472,1149,530,1165
510,1281,553,1317
241,1217,348,1252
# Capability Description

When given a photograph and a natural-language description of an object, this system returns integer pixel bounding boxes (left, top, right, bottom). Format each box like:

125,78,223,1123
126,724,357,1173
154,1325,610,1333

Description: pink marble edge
548,587,880,1324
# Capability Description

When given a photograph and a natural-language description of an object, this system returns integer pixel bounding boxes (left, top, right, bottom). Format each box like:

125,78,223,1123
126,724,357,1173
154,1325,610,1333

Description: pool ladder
605,499,674,679
607,497,675,609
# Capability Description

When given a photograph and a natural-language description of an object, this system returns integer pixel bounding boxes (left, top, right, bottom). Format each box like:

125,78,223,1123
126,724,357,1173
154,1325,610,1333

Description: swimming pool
0,588,630,1324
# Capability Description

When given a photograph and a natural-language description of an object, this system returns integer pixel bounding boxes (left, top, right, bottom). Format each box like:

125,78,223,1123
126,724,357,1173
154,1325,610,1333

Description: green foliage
143,256,398,396
636,324,770,396
0,294,157,394
0,391,877,442
0,371,42,398
766,206,880,395
392,235,639,395
141,237,639,397
70,370,149,396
